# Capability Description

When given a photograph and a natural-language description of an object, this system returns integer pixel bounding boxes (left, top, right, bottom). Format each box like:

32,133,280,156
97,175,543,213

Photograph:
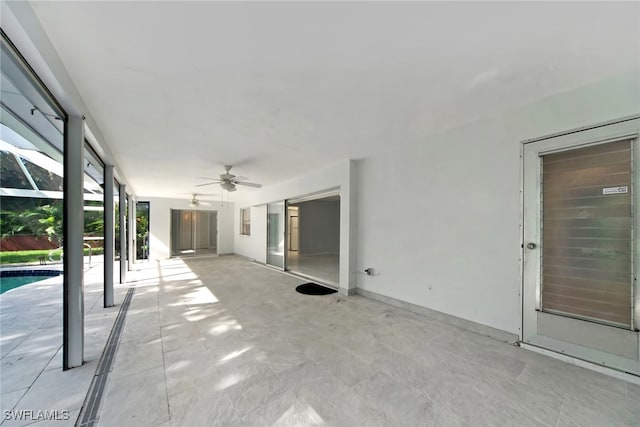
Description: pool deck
0,260,129,426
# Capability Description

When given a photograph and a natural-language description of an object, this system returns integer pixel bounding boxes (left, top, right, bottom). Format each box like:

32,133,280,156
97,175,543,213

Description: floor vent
76,287,135,427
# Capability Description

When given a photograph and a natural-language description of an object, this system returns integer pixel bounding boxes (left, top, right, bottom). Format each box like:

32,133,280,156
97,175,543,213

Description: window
240,208,251,236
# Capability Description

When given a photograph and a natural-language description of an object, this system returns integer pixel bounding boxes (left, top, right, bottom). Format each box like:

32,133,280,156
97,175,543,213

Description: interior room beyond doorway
170,209,218,257
287,194,340,285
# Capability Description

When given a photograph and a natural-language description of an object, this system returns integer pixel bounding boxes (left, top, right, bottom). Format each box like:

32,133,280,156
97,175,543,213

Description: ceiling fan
189,193,212,207
196,165,262,192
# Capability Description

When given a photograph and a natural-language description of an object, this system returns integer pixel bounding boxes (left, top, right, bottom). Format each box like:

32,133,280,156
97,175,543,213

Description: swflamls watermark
3,410,70,421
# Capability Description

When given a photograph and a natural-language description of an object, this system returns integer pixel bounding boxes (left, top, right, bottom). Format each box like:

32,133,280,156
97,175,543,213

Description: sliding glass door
170,209,217,257
266,201,285,269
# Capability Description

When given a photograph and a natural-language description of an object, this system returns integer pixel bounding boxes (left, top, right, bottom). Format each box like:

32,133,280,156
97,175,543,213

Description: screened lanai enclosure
0,124,106,263
0,36,107,266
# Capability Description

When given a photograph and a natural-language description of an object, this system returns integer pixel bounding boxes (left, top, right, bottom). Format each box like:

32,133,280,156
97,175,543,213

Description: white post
128,194,136,269
63,115,84,369
104,165,114,307
119,184,126,283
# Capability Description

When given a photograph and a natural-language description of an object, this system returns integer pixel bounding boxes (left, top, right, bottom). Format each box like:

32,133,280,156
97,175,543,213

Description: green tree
36,204,63,243
136,203,149,259
0,202,63,244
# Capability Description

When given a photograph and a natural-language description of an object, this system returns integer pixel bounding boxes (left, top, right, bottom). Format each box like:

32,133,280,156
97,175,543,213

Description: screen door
522,118,639,375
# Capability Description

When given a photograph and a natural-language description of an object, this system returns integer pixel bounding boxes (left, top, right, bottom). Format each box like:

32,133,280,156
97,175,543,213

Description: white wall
233,159,356,292
145,197,235,260
235,205,267,263
161,70,637,335
356,70,640,336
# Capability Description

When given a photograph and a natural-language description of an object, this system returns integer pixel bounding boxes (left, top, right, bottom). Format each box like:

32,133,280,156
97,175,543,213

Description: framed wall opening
170,209,218,258
136,201,149,260
286,191,340,286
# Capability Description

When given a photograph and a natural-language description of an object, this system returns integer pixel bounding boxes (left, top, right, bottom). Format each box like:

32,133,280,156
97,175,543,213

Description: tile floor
95,256,639,427
286,252,339,285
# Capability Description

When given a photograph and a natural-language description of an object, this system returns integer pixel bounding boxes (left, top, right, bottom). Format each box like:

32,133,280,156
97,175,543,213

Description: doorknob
526,243,536,250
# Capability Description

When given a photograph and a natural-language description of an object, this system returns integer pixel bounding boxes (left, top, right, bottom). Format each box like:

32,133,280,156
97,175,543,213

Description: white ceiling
28,1,639,200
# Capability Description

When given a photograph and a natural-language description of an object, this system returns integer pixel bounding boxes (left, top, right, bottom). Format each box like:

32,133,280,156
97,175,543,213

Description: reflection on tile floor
287,252,339,285
97,256,639,427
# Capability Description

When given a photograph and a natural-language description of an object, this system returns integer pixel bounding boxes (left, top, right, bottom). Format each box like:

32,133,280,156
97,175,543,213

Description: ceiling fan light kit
221,181,236,192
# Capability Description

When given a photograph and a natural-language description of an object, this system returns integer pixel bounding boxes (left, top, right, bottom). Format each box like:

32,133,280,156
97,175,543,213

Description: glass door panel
171,209,193,256
267,201,285,269
541,140,632,327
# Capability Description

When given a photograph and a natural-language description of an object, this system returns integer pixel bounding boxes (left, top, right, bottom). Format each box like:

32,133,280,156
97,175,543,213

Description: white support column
119,184,126,284
104,165,114,307
63,115,84,370
128,194,136,269
339,159,358,295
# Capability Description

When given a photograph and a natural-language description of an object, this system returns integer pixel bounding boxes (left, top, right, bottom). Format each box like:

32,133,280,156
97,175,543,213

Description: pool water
0,271,62,294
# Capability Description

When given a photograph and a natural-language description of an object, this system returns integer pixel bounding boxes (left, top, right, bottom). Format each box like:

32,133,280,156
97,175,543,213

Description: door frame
288,208,299,252
285,189,341,284
520,115,640,374
265,200,286,270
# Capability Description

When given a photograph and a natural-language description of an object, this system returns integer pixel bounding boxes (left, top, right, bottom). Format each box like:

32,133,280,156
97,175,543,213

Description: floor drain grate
76,287,135,427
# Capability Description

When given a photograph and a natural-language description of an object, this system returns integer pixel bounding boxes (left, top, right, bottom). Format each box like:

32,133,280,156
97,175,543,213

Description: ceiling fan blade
235,181,262,188
197,177,222,181
195,182,217,187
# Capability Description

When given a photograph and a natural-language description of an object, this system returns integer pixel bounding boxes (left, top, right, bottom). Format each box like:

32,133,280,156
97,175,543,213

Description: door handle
526,242,536,250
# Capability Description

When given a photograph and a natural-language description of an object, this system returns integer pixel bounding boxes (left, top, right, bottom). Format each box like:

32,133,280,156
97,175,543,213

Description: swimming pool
0,270,63,294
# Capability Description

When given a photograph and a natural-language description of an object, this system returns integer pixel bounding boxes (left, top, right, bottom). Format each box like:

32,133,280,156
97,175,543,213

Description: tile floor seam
3,340,62,361
39,308,63,329
4,344,60,412
42,344,63,371
86,294,102,314
1,332,33,360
